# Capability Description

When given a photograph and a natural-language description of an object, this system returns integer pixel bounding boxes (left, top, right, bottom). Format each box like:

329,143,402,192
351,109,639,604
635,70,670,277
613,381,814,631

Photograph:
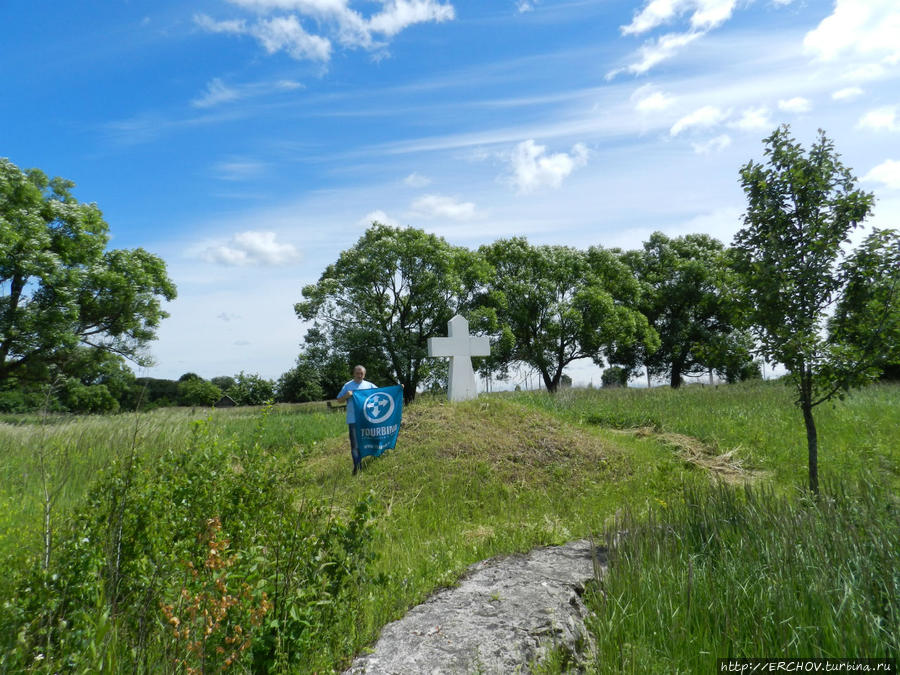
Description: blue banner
351,385,403,459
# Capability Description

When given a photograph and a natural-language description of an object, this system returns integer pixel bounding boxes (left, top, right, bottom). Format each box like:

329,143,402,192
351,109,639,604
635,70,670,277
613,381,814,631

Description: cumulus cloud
200,231,301,266
507,140,589,193
609,0,748,77
622,0,737,36
832,86,864,101
858,106,899,132
359,209,399,226
197,0,454,61
862,159,900,189
404,172,431,187
692,134,731,154
631,84,675,112
731,106,772,131
777,97,812,114
670,105,728,136
410,194,477,220
804,0,900,65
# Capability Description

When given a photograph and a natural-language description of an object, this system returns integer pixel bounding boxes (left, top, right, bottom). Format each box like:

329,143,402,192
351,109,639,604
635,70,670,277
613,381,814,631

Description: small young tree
732,126,892,494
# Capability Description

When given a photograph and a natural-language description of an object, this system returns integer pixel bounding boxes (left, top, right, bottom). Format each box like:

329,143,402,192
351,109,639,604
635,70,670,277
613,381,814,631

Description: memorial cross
427,314,491,402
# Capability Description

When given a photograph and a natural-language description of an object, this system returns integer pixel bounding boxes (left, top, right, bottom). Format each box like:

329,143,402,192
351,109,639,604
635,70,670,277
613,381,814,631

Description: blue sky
3,0,899,386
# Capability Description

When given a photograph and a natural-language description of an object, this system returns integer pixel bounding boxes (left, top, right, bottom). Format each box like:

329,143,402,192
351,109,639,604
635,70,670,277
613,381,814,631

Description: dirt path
344,539,606,674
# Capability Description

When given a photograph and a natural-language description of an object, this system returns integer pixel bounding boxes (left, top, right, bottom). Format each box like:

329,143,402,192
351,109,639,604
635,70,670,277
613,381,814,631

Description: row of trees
295,127,899,493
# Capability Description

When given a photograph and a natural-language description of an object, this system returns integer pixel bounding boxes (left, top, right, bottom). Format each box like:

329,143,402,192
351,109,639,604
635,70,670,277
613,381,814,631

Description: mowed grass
1,382,897,671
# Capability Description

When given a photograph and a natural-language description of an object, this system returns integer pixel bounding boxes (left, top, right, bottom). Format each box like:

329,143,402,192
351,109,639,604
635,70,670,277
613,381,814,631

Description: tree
829,228,900,381
296,224,490,403
733,126,884,494
276,356,324,403
226,371,274,406
616,232,749,388
177,378,222,407
479,238,658,392
0,159,176,387
601,366,628,388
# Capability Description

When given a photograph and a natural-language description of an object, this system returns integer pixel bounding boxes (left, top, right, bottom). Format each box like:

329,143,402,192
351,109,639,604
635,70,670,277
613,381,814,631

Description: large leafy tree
732,126,890,494
295,224,490,403
0,159,176,386
479,238,658,392
616,232,749,388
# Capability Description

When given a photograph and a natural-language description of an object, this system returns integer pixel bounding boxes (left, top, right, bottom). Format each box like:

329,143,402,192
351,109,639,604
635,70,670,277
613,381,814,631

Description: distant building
214,395,237,408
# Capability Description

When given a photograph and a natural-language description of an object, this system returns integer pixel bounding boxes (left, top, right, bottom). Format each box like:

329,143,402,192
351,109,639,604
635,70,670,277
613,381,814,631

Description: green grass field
0,381,896,672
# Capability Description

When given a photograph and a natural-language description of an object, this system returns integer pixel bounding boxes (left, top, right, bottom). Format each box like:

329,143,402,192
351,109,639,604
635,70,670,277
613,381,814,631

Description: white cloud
632,84,675,112
832,86,864,101
804,0,900,65
777,96,811,113
622,0,736,36
199,231,302,266
213,160,267,181
863,159,900,190
198,1,454,61
858,106,899,132
192,78,241,108
670,105,728,136
368,0,455,37
191,76,305,108
507,140,589,193
611,30,702,77
692,134,731,154
516,0,536,12
730,106,772,131
410,194,477,220
359,209,399,225
404,172,432,187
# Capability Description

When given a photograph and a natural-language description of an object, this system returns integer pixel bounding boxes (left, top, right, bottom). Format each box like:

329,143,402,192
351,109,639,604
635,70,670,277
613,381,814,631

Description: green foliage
226,371,275,406
0,410,380,672
616,232,748,388
479,238,657,392
733,125,885,492
0,158,176,388
601,366,628,388
276,355,325,402
296,223,491,402
830,228,900,381
177,377,222,407
587,479,899,672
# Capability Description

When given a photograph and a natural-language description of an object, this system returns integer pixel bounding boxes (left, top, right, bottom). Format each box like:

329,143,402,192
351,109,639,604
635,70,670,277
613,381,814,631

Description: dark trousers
348,424,360,468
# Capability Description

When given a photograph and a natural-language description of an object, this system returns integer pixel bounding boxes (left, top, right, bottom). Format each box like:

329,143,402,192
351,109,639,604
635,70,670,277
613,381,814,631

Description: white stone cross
427,314,491,402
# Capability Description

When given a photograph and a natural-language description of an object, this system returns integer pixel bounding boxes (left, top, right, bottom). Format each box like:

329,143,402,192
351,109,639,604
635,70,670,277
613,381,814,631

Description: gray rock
344,539,607,674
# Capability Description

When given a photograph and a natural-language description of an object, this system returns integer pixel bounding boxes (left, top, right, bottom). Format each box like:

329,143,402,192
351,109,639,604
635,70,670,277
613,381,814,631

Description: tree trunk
801,400,819,495
646,369,652,389
670,367,682,389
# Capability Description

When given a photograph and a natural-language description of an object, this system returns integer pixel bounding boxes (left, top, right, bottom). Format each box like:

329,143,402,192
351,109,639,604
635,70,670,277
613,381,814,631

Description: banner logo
363,391,395,424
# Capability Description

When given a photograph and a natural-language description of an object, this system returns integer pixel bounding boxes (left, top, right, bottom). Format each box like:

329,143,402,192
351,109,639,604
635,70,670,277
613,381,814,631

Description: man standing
336,365,376,475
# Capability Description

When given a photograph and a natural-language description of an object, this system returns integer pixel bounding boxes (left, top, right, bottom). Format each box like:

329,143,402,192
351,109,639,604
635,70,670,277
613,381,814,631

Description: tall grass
0,404,344,563
587,477,899,673
516,381,900,490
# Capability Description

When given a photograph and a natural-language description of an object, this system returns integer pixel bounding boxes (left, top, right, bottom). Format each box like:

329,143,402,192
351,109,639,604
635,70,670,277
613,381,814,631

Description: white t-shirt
336,379,376,424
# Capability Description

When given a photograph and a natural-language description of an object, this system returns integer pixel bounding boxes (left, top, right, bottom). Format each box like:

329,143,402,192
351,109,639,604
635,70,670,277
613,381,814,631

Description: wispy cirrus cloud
191,77,302,108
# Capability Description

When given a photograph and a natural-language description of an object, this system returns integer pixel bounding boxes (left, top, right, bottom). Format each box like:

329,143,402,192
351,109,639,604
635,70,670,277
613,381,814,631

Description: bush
0,408,381,672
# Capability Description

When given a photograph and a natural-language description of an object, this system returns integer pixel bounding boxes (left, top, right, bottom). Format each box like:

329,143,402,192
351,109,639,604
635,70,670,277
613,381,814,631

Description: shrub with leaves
0,408,381,672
